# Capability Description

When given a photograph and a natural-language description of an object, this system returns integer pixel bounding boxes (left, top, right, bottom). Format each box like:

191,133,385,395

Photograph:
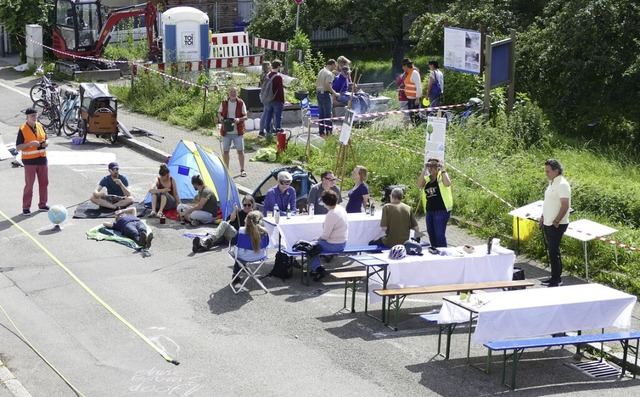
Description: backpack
268,251,292,279
430,71,442,98
260,73,278,104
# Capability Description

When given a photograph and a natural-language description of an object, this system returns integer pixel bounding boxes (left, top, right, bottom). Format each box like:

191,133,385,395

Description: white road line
0,81,29,99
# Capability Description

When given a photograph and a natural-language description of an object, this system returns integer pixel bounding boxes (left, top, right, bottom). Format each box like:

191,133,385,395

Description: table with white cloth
263,212,385,251
437,283,637,360
564,219,618,280
367,245,516,304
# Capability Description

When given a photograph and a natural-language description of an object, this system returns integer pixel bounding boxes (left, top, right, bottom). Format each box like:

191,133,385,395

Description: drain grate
566,360,621,378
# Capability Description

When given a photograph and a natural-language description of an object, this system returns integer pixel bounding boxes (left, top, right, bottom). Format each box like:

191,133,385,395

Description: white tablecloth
263,212,385,251
367,245,515,303
438,283,636,344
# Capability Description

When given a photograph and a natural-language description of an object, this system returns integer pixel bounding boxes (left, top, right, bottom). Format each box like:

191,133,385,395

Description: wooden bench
284,244,385,286
484,330,640,390
374,280,536,330
357,82,385,96
331,270,368,313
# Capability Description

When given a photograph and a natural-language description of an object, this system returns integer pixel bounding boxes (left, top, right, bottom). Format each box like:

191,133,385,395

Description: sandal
240,170,247,177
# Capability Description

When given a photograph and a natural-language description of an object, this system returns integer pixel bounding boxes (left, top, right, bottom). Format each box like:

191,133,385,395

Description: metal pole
295,5,300,35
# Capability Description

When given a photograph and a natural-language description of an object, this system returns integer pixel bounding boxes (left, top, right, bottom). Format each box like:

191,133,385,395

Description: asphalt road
2,61,640,397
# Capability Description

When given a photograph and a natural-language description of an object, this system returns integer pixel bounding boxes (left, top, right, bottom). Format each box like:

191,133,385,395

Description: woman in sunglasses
192,195,256,253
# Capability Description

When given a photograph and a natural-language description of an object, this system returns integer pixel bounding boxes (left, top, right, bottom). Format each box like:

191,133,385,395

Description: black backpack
269,251,293,279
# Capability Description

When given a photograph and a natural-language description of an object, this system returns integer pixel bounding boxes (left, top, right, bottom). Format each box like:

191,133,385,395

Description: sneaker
22,208,31,216
39,205,50,211
313,266,327,282
231,274,244,285
145,232,154,249
138,231,147,248
192,237,201,253
149,211,157,218
540,277,552,285
191,219,201,227
548,280,563,288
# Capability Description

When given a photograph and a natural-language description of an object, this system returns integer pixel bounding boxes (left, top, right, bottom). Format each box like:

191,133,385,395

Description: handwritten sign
130,367,204,395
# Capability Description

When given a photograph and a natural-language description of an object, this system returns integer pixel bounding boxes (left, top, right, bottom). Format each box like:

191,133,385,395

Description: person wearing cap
332,66,352,105
316,59,340,136
263,171,297,216
307,170,342,215
16,108,49,216
90,162,133,210
218,86,248,177
401,58,422,125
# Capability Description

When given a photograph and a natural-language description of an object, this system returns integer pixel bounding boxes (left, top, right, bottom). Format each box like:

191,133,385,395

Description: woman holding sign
417,158,452,248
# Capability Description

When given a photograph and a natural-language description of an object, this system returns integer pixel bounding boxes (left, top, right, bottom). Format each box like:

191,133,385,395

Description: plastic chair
229,232,270,294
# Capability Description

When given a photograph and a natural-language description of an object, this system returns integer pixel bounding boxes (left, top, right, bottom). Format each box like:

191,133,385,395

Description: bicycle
30,65,57,104
30,66,63,134
60,88,81,136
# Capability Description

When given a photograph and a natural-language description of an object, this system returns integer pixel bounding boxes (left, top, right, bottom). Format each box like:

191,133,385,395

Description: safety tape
0,209,180,365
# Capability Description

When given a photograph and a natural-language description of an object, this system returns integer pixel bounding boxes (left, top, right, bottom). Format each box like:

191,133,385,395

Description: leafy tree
248,0,312,42
0,0,51,60
517,0,640,142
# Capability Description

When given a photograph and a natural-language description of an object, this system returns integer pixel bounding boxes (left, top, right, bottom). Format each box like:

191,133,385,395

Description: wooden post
507,29,516,114
483,34,492,119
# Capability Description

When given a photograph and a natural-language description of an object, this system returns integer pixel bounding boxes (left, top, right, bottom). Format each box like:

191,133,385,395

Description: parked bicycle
30,66,62,135
60,88,80,137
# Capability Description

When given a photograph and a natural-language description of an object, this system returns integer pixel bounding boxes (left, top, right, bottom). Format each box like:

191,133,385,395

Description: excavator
52,0,162,71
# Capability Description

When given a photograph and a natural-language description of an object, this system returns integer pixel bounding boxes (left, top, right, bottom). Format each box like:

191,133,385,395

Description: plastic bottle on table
286,203,291,219
309,204,315,217
274,204,280,224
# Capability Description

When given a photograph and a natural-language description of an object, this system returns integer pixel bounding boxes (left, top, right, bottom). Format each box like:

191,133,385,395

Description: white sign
339,110,355,145
424,116,447,163
176,22,200,61
444,27,482,75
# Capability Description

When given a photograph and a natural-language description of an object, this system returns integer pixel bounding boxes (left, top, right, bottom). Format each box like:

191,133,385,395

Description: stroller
251,166,318,213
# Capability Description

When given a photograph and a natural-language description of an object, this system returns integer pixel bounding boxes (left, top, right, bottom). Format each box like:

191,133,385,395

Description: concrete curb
0,361,32,397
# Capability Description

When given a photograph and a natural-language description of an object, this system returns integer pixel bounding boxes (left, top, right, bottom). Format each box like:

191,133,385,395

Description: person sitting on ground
90,162,133,210
263,171,297,216
369,187,419,248
307,170,342,215
346,166,370,213
103,207,153,249
192,195,256,253
231,210,269,285
149,163,180,217
308,190,348,282
179,175,218,226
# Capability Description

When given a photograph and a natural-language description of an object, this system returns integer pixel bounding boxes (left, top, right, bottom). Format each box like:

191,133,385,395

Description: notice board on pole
444,27,482,75
490,38,512,88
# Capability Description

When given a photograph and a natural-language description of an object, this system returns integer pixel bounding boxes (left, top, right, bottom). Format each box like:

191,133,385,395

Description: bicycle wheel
63,106,80,137
30,84,46,103
33,100,53,128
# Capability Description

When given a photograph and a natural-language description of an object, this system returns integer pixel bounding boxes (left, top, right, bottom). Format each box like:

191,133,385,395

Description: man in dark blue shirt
263,171,297,216
103,207,153,248
90,162,133,210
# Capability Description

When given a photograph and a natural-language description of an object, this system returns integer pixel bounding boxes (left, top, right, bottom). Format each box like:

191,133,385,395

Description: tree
0,0,51,61
517,0,640,141
248,0,312,42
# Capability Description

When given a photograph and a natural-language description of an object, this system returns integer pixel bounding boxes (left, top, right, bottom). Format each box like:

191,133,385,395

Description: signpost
295,0,304,34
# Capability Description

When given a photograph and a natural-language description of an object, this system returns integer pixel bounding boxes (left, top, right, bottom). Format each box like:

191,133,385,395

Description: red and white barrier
253,37,288,53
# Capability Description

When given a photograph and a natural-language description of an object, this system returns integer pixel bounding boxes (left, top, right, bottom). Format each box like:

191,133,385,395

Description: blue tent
146,140,240,220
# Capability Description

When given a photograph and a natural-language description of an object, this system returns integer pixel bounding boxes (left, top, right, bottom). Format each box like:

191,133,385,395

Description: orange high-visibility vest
20,122,47,160
404,69,418,99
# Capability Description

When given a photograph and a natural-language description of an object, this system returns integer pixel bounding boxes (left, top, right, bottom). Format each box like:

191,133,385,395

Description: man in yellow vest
16,108,49,216
401,58,422,125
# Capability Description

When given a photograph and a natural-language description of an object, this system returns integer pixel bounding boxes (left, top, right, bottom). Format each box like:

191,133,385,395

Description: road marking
0,81,30,99
0,209,179,366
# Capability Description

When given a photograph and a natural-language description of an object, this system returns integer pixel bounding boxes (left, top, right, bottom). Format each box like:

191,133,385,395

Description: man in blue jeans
539,159,571,287
315,59,340,136
261,59,284,136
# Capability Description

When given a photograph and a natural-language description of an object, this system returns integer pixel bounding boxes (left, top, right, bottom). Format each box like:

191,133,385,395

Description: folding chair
229,233,270,294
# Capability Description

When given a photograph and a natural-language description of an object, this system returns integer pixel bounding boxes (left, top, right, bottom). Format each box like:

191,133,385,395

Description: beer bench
484,330,640,390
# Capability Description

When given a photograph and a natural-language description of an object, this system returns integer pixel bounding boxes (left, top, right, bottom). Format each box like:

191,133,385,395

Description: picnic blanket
73,201,150,219
86,225,152,257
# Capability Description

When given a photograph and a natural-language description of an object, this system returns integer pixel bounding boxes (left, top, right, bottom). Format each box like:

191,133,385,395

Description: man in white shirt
539,159,571,287
309,190,348,281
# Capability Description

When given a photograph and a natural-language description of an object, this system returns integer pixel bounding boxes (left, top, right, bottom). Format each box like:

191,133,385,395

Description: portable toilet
162,7,209,65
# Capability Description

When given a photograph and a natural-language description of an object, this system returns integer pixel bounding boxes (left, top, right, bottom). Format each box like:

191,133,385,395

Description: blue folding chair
229,233,270,294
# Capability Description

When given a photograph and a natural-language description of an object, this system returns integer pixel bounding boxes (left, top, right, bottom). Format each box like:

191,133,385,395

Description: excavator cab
53,0,105,55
